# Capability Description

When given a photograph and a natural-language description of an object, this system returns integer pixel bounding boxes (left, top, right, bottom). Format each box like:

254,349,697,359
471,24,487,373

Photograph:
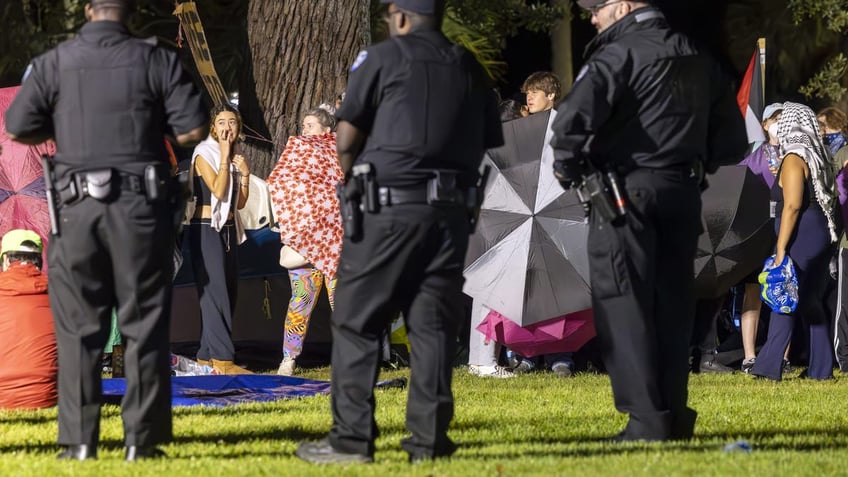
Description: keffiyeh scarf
777,102,838,242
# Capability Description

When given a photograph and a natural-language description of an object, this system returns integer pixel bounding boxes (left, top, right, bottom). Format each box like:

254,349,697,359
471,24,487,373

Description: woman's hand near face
232,154,250,176
218,129,233,161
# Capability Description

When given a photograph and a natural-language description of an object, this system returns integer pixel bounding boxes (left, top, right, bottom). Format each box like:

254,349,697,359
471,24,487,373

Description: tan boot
211,359,254,375
277,357,296,376
196,358,210,367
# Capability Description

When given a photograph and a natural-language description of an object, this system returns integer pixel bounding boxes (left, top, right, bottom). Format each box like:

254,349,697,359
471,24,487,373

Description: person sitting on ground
0,229,57,409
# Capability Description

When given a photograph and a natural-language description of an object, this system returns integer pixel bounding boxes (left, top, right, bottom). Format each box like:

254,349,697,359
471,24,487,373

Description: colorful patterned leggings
284,267,336,359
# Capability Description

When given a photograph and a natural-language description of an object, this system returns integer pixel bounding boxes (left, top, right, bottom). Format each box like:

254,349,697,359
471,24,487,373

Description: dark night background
501,1,768,102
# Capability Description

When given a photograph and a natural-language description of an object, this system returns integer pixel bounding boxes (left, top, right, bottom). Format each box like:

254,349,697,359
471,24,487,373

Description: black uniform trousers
48,188,175,447
328,203,468,459
587,167,702,440
188,221,238,361
834,248,848,372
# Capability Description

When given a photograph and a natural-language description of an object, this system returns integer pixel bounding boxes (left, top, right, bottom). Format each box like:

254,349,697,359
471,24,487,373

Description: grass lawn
1,366,847,476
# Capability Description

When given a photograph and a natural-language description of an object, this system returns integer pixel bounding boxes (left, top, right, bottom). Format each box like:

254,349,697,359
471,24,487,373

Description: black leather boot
125,445,166,461
57,444,97,460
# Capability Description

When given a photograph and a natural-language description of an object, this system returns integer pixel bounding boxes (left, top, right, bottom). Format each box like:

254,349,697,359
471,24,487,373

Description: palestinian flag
736,45,766,144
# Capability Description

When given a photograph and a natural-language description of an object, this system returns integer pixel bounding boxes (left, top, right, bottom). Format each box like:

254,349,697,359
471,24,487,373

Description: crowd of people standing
4,0,848,466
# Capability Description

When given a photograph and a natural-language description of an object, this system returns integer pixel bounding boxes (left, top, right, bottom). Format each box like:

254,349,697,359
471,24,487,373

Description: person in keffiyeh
751,101,839,382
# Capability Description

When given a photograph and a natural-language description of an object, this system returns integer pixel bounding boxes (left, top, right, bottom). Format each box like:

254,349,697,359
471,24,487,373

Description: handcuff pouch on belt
426,170,463,207
55,164,173,206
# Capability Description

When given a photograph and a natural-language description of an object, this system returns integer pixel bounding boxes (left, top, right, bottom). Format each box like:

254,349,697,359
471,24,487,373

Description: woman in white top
188,104,251,375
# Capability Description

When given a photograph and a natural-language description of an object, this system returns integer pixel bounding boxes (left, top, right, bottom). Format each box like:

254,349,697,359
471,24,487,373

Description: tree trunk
550,0,573,93
239,0,371,178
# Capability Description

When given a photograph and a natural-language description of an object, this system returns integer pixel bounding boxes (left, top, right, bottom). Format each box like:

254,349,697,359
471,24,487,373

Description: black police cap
577,0,654,7
90,0,135,8
576,0,606,7
379,0,441,16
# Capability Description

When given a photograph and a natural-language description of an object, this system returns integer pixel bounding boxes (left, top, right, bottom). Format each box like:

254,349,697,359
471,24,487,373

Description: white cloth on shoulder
191,136,247,244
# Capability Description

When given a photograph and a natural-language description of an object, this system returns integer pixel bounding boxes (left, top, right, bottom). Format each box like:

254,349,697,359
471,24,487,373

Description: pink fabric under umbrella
476,308,596,358
0,86,56,273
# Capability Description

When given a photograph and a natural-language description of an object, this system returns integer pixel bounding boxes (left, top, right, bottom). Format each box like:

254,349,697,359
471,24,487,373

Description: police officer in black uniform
550,0,747,441
295,0,502,464
4,0,207,461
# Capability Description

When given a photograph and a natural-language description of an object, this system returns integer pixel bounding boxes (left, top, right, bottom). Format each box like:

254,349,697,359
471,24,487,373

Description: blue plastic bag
758,254,799,314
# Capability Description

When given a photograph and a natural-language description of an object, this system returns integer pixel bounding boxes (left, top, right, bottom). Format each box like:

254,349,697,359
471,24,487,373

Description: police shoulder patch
574,65,589,84
21,63,33,83
351,50,368,72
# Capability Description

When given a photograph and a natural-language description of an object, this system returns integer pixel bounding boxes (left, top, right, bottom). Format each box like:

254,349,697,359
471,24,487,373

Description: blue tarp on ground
102,375,330,407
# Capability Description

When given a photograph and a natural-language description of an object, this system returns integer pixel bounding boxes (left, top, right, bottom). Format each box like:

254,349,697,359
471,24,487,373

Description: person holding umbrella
550,0,746,441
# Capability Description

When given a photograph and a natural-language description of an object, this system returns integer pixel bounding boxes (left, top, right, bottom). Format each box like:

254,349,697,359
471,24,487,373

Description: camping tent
170,176,334,366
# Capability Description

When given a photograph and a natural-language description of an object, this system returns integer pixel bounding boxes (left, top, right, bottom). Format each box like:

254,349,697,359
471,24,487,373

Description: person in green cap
0,229,57,409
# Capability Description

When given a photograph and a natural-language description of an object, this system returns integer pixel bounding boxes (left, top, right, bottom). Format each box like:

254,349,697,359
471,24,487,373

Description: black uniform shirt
337,30,503,187
550,7,746,173
5,21,207,175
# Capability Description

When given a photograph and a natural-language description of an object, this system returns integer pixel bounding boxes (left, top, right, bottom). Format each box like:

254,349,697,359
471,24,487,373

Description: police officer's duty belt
377,185,465,207
56,169,149,205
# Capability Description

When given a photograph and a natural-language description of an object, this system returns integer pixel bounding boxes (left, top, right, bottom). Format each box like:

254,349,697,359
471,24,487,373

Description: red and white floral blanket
267,133,343,279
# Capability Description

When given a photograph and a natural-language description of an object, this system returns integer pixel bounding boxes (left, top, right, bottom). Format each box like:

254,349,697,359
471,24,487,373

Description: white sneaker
277,357,296,376
468,365,515,378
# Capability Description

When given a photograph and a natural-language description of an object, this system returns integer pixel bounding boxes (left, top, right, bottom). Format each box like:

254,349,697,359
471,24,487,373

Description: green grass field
2,367,847,476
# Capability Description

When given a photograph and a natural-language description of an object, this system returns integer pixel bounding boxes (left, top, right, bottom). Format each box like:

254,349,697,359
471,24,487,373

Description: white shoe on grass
468,364,515,378
277,357,296,376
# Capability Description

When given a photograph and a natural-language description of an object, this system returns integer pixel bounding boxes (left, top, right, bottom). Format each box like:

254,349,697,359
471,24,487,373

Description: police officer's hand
553,160,586,190
232,154,250,176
